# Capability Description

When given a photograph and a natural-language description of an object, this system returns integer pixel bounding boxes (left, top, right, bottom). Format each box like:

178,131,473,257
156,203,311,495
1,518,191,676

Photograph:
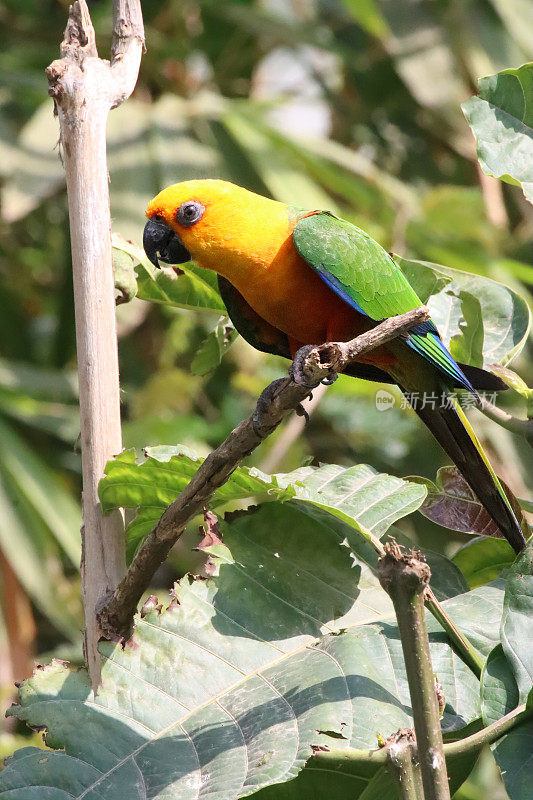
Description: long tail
407,390,526,553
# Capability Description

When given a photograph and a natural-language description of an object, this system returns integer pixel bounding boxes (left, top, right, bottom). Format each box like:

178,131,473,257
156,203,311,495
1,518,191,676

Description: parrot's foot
321,372,338,386
290,345,319,387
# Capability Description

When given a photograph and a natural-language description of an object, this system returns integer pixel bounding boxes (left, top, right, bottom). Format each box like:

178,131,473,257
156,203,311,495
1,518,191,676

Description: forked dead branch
46,0,144,687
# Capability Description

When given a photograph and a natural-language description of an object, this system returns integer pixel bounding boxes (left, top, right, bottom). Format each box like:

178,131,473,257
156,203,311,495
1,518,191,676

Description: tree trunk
46,0,144,688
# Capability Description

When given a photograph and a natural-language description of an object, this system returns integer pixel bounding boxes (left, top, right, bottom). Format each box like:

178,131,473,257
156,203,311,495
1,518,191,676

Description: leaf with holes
99,449,427,559
3,499,496,800
99,446,296,559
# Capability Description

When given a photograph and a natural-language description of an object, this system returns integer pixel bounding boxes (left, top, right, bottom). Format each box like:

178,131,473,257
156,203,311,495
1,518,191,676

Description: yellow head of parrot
143,179,290,277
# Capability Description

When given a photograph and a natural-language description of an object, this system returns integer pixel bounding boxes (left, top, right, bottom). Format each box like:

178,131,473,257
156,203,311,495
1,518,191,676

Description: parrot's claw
321,372,338,386
295,404,310,424
290,345,317,388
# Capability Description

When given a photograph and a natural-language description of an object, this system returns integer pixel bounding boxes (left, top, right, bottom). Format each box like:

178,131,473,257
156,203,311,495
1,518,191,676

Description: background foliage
0,0,532,797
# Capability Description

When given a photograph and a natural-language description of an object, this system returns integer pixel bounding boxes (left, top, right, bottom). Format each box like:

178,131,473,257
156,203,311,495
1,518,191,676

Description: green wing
293,212,474,391
293,212,421,318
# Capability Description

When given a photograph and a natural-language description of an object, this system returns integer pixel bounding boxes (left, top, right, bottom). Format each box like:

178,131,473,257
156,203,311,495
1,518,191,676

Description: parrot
143,179,526,553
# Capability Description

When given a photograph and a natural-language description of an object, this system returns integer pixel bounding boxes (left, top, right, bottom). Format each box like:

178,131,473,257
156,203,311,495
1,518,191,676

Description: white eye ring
176,201,205,226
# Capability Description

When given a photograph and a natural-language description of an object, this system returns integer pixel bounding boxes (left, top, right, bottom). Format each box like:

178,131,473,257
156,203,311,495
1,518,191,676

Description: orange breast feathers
146,180,393,364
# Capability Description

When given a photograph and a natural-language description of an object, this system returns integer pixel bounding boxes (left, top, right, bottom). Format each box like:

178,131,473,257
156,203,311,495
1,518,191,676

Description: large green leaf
462,63,533,204
99,448,427,558
395,256,530,366
481,643,533,800
3,500,494,799
501,539,533,701
99,447,294,558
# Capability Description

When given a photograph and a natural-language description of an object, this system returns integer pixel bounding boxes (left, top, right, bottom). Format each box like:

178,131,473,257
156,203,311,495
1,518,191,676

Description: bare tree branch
260,384,327,474
97,306,430,640
478,395,533,448
46,0,144,689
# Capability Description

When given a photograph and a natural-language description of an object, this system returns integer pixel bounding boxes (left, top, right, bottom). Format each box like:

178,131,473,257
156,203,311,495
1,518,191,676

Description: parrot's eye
176,201,205,227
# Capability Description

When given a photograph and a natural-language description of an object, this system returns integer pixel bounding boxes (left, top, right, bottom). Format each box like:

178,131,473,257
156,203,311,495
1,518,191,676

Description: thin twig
424,587,484,678
478,396,533,448
312,702,531,767
97,306,430,640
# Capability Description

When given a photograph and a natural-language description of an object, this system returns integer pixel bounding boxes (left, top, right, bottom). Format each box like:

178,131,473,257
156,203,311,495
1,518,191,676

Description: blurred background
0,0,532,793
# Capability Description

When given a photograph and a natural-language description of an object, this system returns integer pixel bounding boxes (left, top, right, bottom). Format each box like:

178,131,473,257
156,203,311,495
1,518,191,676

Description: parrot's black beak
143,217,191,268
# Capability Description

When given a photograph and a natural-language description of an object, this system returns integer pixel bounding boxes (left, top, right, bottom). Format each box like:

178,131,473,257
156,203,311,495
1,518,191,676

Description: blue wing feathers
407,328,477,394
319,266,475,392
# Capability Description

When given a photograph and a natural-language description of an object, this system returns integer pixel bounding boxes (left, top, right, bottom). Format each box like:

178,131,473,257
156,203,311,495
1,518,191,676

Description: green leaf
112,234,225,313
99,447,294,559
481,644,519,726
112,240,138,305
386,530,469,600
247,761,395,800
136,261,225,313
4,501,489,799
341,0,390,39
99,448,427,559
492,717,533,800
0,418,81,566
191,317,238,375
482,649,533,800
395,256,531,367
462,63,533,204
0,421,81,640
480,644,533,800
453,537,516,589
501,538,533,701
449,292,484,368
488,365,531,396
436,581,506,659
